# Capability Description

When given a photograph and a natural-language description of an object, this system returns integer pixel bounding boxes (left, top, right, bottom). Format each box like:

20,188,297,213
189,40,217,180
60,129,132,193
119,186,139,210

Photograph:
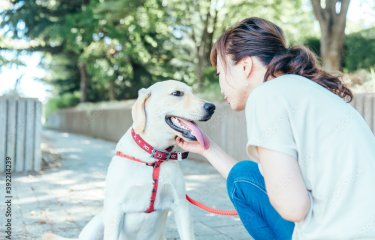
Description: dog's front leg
103,204,124,240
173,201,195,240
79,211,104,240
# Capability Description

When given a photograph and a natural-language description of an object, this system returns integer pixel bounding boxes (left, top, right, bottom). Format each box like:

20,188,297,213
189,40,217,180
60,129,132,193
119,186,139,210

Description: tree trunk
108,79,115,101
311,0,350,72
192,0,219,90
79,62,89,102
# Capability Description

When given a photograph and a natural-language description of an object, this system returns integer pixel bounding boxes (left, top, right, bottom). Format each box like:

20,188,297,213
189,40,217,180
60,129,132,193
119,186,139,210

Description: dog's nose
203,103,216,113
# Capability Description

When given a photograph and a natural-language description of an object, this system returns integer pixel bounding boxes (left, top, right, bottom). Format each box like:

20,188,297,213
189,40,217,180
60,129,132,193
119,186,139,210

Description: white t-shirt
245,74,375,240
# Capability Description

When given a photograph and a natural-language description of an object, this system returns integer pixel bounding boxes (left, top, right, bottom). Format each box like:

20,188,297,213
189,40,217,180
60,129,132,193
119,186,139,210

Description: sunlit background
1,0,375,118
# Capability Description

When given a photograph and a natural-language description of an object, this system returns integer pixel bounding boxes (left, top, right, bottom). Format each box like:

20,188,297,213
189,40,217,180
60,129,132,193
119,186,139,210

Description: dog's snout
203,103,216,113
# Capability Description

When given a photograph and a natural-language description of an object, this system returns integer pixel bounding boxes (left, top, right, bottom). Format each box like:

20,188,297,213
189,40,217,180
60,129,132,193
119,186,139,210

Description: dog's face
132,80,215,148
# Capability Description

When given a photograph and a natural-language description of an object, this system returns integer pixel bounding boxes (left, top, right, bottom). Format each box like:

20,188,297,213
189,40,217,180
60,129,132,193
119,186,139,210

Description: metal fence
45,93,375,161
0,97,42,173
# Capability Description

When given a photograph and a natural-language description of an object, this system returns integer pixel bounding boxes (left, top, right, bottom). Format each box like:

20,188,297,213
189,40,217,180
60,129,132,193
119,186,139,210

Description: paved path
0,129,251,239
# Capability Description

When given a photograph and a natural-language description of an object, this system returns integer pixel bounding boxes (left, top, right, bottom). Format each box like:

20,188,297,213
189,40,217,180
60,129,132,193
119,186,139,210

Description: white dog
43,80,215,240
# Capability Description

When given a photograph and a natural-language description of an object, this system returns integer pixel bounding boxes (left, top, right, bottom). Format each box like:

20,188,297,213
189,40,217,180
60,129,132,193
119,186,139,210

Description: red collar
131,128,189,161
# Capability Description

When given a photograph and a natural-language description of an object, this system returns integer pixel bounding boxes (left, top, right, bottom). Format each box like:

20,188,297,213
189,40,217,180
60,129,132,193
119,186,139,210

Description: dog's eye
171,91,184,97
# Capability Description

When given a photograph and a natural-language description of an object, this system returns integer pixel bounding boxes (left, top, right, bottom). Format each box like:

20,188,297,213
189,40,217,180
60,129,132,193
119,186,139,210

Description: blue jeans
227,160,295,240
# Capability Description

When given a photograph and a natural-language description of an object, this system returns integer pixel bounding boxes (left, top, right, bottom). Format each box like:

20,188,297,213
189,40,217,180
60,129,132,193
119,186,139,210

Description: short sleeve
245,86,297,163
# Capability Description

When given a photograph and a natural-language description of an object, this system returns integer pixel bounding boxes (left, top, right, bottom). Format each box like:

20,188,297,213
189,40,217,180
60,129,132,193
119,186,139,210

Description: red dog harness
115,128,189,213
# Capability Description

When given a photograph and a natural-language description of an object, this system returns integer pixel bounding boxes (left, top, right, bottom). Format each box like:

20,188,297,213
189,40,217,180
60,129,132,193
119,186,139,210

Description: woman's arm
175,137,237,179
176,136,310,222
257,146,311,222
202,140,238,179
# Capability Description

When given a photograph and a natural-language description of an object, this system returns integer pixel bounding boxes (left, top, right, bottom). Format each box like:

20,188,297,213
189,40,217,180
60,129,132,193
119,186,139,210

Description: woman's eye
171,91,184,96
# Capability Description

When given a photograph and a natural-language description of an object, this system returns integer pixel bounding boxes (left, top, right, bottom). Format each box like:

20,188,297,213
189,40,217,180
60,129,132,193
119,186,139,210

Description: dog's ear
132,88,151,134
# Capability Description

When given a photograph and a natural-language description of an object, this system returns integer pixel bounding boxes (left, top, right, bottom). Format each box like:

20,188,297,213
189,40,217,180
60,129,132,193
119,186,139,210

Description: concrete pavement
0,129,251,240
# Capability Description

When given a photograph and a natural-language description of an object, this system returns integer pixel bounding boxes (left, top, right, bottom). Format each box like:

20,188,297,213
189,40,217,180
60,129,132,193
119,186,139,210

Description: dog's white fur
43,80,213,240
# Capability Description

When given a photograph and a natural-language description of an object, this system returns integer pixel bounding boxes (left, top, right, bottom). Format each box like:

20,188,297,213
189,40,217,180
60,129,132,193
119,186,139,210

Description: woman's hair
210,17,353,102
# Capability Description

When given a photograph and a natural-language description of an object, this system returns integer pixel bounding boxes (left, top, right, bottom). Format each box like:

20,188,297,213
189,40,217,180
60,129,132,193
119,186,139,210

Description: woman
175,17,375,240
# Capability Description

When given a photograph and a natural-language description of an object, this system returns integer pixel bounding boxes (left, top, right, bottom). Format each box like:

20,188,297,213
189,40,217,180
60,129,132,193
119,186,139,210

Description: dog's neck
138,130,175,150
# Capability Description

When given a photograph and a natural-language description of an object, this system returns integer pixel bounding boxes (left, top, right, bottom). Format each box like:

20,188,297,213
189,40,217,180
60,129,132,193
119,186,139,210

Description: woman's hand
175,136,210,155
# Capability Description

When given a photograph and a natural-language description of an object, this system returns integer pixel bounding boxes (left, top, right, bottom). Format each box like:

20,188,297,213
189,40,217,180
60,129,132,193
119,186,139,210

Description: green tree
311,0,351,72
1,0,320,108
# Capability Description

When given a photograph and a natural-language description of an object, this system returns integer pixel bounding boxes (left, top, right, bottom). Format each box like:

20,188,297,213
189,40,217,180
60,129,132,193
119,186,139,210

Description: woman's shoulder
257,74,313,91
248,74,299,99
246,74,325,114
250,74,324,101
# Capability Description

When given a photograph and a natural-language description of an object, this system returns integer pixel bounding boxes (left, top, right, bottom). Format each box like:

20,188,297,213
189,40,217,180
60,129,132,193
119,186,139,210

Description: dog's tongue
178,118,210,150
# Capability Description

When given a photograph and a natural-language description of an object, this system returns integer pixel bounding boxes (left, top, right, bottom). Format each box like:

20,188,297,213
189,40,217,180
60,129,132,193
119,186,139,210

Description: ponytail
265,46,353,102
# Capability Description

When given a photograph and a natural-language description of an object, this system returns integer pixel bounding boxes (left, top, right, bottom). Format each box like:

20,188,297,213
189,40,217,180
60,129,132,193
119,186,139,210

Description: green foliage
344,27,375,71
5,0,364,111
44,92,80,118
40,53,80,93
303,28,375,71
303,37,320,56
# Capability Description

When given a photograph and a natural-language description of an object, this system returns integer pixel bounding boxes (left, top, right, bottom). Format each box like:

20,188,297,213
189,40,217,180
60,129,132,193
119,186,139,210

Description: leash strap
115,151,151,165
185,194,238,216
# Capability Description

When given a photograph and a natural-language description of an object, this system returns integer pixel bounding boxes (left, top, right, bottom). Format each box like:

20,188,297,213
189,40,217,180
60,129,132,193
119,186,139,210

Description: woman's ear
131,88,151,134
241,56,254,79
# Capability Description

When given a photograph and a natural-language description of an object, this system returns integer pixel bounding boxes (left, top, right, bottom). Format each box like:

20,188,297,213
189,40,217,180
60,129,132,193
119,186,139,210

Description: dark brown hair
210,17,353,102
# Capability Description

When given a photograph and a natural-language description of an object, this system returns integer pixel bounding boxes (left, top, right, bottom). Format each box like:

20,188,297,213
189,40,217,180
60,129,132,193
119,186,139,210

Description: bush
303,27,375,72
344,28,375,71
44,92,80,119
303,37,320,56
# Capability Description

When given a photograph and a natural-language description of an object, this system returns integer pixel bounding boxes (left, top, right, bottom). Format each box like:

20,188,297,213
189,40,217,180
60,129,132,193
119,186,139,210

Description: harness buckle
150,148,157,158
177,152,182,161
145,162,154,166
151,148,170,160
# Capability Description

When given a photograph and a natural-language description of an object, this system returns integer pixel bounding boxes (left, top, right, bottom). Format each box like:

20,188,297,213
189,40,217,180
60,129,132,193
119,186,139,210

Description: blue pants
227,160,295,240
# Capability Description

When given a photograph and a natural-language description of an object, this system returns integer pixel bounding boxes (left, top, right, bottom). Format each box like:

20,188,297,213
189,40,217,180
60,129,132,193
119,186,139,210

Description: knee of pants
226,160,261,200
